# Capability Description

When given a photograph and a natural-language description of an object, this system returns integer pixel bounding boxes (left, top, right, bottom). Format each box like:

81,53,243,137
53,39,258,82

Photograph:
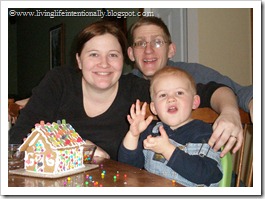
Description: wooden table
8,156,183,187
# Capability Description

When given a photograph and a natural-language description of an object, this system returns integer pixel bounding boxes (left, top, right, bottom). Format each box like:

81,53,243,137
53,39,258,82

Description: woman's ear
76,53,82,70
150,102,158,115
192,95,201,109
168,43,176,59
127,47,135,62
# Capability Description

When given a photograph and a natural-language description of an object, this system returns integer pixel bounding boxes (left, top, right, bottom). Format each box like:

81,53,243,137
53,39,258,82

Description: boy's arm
123,100,153,150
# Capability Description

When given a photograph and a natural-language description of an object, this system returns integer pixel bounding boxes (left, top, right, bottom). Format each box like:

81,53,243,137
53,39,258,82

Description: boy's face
150,74,200,130
128,24,176,80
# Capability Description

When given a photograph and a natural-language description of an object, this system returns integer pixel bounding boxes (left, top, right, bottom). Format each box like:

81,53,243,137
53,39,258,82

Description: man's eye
154,40,162,45
135,41,145,47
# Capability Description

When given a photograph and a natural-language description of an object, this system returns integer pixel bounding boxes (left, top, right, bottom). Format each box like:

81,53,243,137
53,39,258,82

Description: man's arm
208,86,243,157
168,60,253,115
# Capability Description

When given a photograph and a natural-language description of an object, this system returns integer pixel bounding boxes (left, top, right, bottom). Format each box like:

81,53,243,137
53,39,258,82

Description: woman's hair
150,66,197,100
129,16,172,45
76,20,128,58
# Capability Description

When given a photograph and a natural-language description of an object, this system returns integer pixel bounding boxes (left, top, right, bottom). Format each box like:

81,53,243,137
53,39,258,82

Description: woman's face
76,33,124,90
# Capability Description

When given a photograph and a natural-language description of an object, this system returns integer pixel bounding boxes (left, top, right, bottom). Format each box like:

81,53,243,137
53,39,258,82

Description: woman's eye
109,53,118,58
89,53,98,57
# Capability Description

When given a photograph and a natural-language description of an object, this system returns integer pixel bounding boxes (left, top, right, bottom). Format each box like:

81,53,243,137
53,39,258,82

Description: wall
197,8,252,86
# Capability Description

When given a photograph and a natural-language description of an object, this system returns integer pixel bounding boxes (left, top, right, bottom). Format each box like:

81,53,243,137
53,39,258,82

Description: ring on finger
230,135,237,140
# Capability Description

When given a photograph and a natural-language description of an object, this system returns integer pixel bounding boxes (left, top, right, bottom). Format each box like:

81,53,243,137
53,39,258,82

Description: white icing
25,152,35,167
45,154,55,167
29,132,40,146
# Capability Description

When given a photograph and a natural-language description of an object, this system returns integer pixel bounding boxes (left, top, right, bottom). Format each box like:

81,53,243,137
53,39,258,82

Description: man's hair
129,16,172,45
150,66,197,100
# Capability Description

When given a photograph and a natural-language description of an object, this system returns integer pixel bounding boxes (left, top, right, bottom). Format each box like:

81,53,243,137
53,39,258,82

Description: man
127,16,253,156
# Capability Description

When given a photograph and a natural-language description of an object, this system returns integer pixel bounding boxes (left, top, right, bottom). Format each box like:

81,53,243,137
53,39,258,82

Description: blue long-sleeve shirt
118,120,222,186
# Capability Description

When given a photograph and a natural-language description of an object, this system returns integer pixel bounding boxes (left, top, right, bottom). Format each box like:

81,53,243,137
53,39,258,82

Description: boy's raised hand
127,99,153,137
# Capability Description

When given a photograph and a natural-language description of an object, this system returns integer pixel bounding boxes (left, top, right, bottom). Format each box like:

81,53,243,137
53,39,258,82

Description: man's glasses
133,39,168,49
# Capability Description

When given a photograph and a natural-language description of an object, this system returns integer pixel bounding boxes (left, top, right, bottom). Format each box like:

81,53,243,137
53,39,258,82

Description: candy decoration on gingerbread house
19,119,86,174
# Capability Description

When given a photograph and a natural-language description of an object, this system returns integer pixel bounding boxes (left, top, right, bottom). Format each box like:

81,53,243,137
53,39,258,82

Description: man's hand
208,110,243,157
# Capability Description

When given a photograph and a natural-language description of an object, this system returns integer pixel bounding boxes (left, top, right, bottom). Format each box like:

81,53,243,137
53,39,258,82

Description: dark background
8,8,141,100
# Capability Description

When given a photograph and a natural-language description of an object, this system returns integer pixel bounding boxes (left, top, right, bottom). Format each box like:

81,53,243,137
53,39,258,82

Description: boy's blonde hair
150,66,197,100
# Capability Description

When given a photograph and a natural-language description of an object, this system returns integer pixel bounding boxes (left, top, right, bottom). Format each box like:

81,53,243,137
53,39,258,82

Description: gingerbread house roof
19,120,86,151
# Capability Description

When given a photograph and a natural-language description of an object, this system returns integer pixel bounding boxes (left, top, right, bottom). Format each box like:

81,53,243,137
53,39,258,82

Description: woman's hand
93,146,110,159
85,140,110,159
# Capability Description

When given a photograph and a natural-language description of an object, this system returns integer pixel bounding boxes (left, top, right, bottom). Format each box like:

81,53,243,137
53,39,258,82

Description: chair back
144,103,252,187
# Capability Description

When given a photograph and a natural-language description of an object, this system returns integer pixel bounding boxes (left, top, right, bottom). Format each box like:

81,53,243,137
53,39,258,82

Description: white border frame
1,1,261,196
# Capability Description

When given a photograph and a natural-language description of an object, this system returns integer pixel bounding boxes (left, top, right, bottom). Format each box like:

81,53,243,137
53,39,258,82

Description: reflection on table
9,156,183,187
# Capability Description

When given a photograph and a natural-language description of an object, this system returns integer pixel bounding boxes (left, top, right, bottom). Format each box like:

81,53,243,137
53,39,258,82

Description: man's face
128,24,175,80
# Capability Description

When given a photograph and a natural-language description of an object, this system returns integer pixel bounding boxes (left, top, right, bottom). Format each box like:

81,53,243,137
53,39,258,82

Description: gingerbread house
19,120,86,174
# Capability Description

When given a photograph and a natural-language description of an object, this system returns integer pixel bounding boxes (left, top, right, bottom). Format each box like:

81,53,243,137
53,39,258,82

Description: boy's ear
168,43,176,59
150,102,158,115
127,47,135,61
192,95,201,109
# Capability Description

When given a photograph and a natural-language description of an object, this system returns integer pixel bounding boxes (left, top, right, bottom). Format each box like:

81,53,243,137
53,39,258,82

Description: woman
9,21,240,160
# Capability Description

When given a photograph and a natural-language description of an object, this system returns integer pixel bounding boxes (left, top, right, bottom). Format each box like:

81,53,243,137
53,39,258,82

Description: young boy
118,67,223,187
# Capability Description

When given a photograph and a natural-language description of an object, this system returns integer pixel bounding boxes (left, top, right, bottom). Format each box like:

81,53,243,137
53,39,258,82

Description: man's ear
192,95,201,109
127,47,135,61
150,102,158,115
168,43,176,59
76,53,82,70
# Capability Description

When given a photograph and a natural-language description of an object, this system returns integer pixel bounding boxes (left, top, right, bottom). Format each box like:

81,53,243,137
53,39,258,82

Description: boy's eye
176,91,184,95
158,93,167,98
